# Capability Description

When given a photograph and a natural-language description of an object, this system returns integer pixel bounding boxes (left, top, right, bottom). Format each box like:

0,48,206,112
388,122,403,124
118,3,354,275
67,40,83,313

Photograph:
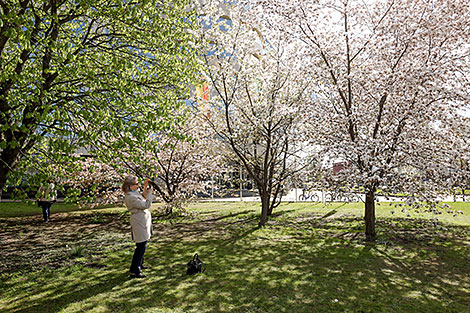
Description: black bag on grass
186,253,205,275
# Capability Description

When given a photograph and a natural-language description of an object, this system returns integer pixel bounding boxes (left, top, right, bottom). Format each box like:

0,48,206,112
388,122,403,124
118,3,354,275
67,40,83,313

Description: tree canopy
244,0,470,240
0,0,201,193
198,2,314,226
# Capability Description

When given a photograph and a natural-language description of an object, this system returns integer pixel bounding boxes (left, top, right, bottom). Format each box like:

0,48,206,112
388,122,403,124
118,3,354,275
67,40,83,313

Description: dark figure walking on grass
122,175,153,279
37,179,56,223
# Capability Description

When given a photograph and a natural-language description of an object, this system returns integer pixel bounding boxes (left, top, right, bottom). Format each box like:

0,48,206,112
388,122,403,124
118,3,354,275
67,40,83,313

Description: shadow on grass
321,209,338,219
203,210,254,222
269,209,296,218
135,224,469,313
119,216,470,312
4,271,129,313
1,211,469,312
0,213,130,273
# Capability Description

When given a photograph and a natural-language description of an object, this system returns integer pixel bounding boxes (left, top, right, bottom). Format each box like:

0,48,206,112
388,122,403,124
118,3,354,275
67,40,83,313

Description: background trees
447,116,470,201
198,4,313,226
3,0,468,241
0,0,200,194
142,107,223,213
249,0,470,240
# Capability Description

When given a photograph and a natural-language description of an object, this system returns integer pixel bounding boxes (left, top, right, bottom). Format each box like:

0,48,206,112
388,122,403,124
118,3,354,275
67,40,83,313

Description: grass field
0,201,118,218
0,201,469,312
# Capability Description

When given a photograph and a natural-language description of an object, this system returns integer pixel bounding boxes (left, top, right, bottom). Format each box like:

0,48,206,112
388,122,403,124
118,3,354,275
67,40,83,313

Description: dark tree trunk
364,189,376,242
267,204,273,216
0,163,10,192
259,193,269,226
0,146,23,191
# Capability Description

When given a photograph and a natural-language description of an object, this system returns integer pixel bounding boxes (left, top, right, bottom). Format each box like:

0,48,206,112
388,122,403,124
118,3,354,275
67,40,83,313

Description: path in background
0,189,465,203
207,188,465,203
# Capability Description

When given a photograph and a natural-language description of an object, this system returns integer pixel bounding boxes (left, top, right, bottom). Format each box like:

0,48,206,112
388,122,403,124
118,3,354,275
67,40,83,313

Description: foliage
0,0,201,195
68,245,85,258
63,157,124,205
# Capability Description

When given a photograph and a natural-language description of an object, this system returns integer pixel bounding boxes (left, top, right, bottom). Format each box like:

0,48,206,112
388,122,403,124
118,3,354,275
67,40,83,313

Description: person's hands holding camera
143,179,152,199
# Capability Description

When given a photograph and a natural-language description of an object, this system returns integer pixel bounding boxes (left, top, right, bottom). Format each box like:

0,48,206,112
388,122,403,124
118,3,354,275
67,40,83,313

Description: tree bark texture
364,190,376,241
259,193,269,226
0,145,26,191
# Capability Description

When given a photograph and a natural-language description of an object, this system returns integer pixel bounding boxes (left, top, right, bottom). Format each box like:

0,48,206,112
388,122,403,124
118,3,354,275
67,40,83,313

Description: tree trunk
0,146,22,191
364,190,376,242
165,204,173,215
267,202,273,216
259,193,269,227
0,163,10,192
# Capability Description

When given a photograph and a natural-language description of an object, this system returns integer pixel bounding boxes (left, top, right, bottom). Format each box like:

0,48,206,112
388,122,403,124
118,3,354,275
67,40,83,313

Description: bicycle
325,192,361,203
299,191,320,202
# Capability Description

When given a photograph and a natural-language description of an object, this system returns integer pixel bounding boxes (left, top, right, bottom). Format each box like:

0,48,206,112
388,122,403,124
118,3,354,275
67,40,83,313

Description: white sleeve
126,193,152,210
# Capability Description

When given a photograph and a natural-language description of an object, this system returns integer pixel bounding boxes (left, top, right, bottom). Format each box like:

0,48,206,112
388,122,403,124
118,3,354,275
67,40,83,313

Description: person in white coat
122,175,153,278
37,178,56,222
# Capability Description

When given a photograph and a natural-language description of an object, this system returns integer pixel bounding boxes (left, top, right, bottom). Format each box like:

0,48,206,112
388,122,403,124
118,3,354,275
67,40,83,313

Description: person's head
122,175,138,193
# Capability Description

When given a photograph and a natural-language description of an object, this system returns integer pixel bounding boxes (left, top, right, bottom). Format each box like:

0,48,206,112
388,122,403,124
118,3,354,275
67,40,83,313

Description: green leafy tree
0,0,201,193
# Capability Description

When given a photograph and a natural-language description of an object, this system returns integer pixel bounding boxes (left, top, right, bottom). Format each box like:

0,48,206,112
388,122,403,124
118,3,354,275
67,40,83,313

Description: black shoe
129,273,146,279
140,265,148,270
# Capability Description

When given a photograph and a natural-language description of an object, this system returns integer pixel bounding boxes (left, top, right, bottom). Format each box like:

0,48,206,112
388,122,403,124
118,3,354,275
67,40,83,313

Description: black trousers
130,241,147,274
39,201,52,222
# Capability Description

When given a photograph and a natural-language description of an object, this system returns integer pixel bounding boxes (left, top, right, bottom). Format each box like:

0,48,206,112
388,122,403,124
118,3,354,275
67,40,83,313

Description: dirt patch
0,212,131,273
0,210,252,274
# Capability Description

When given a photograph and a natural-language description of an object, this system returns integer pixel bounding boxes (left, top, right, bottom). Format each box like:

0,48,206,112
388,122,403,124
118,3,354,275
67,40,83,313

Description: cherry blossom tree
70,102,222,211
447,116,470,201
141,108,224,213
63,157,123,206
247,0,470,240
5,149,124,206
19,106,223,209
197,2,314,226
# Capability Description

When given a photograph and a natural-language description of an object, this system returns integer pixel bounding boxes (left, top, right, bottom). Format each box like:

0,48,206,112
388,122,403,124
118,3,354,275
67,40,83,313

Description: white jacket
125,191,153,243
38,183,57,202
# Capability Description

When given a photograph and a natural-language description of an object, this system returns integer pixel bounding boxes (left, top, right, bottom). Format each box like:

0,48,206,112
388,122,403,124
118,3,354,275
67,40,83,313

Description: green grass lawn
0,201,123,218
0,201,469,312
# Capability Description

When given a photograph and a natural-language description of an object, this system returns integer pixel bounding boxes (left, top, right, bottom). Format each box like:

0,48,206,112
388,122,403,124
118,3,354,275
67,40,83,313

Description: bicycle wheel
349,195,359,202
